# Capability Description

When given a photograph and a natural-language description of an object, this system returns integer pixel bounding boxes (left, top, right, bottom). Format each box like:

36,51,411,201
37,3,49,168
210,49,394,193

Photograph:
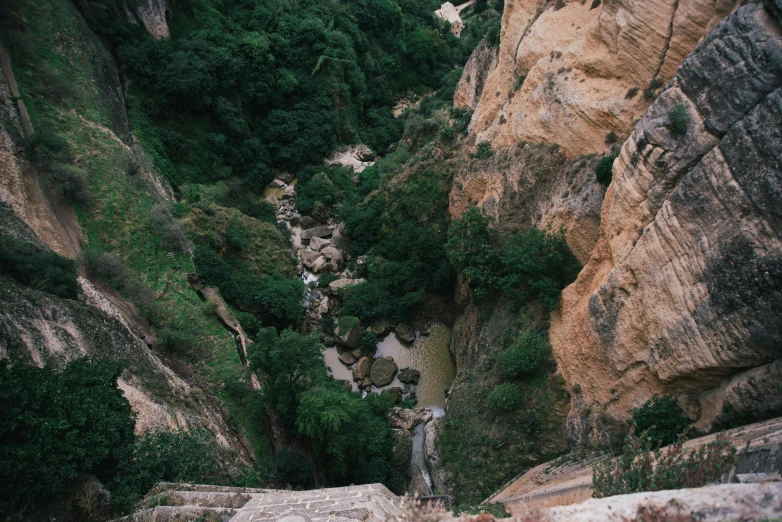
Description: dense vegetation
446,207,581,309
632,395,691,447
0,235,79,299
80,0,470,188
247,327,402,489
0,359,226,519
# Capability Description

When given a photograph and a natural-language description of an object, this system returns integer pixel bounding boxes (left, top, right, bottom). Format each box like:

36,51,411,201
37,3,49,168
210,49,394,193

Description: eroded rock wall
124,0,170,40
550,1,782,445
459,0,742,157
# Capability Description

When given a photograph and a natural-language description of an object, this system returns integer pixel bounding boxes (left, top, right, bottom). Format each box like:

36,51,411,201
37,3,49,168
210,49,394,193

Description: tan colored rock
352,356,373,381
125,0,170,40
461,0,741,158
387,407,432,431
454,39,499,110
549,3,782,444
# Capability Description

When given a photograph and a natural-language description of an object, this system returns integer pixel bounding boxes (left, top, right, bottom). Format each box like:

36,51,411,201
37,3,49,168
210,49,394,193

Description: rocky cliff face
124,0,170,40
550,1,782,445
449,0,782,447
457,0,742,158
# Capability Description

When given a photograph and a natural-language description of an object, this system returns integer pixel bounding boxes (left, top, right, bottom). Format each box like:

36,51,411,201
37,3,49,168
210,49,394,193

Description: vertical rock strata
551,2,782,445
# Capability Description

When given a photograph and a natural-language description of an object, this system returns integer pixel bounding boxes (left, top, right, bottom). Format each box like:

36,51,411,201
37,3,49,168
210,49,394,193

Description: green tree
0,359,135,517
445,206,501,300
499,227,581,311
248,328,328,426
595,155,616,186
296,387,394,485
496,332,551,378
632,395,691,447
487,383,523,413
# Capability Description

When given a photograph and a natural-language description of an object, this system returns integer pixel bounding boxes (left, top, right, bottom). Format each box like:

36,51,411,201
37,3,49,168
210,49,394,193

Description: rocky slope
0,0,251,471
551,0,782,445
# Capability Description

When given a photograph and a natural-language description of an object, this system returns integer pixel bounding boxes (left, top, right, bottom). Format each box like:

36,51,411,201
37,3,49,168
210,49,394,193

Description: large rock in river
352,356,372,381
328,278,365,294
396,323,415,343
398,368,420,385
388,407,432,430
301,225,334,240
334,316,362,350
370,356,398,387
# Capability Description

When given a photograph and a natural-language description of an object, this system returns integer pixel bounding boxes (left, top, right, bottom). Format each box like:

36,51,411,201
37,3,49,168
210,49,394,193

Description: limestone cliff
124,0,170,40
550,1,782,445
457,0,742,158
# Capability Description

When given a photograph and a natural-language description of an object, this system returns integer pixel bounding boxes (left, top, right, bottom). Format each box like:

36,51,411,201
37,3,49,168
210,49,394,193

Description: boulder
320,246,345,270
339,379,353,393
277,171,295,184
335,316,362,350
309,237,331,251
300,226,334,240
396,323,416,343
321,335,336,347
317,297,329,315
328,278,366,294
300,216,321,229
425,418,447,494
289,214,300,225
337,349,356,366
283,185,296,197
370,357,398,387
388,407,432,430
311,256,328,274
391,429,413,470
383,386,403,404
269,179,285,188
368,318,394,337
398,368,421,385
331,229,353,254
352,357,373,381
300,249,322,269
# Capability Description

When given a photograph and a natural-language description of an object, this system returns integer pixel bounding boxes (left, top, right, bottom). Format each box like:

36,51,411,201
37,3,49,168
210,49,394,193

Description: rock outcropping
457,0,742,157
124,0,170,40
551,1,782,445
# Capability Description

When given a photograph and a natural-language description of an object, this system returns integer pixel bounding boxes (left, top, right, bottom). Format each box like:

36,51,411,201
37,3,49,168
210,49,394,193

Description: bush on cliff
446,208,581,310
487,383,523,413
632,395,691,447
0,235,79,299
496,332,552,379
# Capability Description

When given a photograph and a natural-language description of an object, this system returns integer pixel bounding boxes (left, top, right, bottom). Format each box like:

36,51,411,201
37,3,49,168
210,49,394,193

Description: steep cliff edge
457,0,742,158
551,1,782,445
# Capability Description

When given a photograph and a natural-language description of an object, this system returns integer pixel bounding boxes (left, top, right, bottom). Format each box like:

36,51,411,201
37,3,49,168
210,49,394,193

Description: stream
265,172,456,495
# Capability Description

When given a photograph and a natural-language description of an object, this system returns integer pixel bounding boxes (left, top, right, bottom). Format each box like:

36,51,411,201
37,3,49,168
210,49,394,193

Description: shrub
82,249,157,318
0,235,79,299
111,430,219,512
592,432,737,498
667,103,689,138
590,0,601,8
45,163,90,204
632,395,690,447
487,383,523,413
450,107,473,135
149,204,191,253
513,75,526,92
554,0,566,10
157,324,208,361
0,359,135,517
595,154,616,186
360,331,379,356
625,87,639,99
474,140,493,159
496,332,551,378
604,131,619,144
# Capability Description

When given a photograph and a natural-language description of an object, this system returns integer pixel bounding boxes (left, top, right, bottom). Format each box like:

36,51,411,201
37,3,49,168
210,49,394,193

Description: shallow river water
324,324,456,410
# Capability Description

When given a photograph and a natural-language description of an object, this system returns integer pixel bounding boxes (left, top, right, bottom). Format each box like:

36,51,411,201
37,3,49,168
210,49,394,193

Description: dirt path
0,43,33,136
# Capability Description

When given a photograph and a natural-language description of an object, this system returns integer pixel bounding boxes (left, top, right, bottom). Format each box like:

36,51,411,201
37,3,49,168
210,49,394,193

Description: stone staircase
112,482,406,522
